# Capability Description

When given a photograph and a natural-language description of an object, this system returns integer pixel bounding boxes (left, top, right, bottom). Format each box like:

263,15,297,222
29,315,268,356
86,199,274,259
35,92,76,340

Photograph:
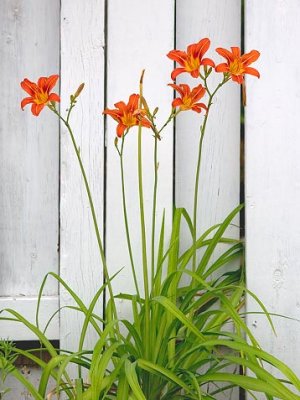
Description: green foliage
2,58,300,399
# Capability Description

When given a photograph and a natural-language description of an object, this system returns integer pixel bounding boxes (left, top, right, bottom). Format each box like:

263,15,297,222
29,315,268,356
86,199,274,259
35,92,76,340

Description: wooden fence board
0,0,60,340
175,0,241,236
105,0,175,318
60,0,106,352
245,0,300,379
175,2,241,399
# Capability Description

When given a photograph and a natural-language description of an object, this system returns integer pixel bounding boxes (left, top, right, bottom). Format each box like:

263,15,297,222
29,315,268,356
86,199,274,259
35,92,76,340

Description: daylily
167,38,215,80
21,75,60,116
169,83,207,113
103,94,152,138
215,47,260,84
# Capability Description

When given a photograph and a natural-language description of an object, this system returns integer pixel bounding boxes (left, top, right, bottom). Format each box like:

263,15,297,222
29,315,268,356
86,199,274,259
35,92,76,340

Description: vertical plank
60,0,105,353
246,0,300,379
175,0,241,234
105,0,174,318
0,0,60,339
176,2,241,399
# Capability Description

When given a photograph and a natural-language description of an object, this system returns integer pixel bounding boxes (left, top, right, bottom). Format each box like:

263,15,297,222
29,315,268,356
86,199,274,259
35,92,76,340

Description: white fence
1,0,299,395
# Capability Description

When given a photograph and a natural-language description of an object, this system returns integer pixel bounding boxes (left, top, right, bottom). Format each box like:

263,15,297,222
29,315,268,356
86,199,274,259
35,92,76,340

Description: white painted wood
0,296,59,341
176,3,241,399
60,0,105,355
245,0,300,382
0,0,60,339
175,0,241,235
105,0,174,318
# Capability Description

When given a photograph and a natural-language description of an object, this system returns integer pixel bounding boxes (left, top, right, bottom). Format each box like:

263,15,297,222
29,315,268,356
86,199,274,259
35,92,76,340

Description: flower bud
74,83,85,99
153,107,159,116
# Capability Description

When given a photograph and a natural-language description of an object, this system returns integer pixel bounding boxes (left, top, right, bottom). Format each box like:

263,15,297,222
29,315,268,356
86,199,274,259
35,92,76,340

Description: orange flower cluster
167,38,260,115
20,38,260,137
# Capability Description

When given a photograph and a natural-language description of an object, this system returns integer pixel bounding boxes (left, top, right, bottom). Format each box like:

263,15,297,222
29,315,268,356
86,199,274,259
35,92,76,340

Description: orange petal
45,75,59,92
37,77,48,89
202,58,215,68
196,102,207,111
244,66,260,78
191,85,206,101
241,50,260,66
231,47,241,58
128,94,139,111
103,108,120,122
116,123,127,137
167,50,187,65
215,63,229,73
21,79,37,96
114,101,127,112
140,118,152,128
188,38,210,59
177,84,190,97
31,103,45,116
215,48,234,63
48,93,60,102
172,98,184,108
231,74,244,84
21,97,34,110
191,104,203,113
168,83,184,97
190,69,200,78
171,67,186,81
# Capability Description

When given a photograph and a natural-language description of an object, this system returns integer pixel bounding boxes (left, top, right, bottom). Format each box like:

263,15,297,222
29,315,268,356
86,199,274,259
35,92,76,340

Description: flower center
185,55,200,72
121,113,137,127
229,59,244,75
181,95,193,110
35,90,49,105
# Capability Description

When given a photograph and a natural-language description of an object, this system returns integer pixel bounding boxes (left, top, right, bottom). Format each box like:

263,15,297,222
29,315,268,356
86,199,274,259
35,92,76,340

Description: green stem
138,123,150,348
119,134,140,298
138,73,150,363
148,109,177,287
151,135,158,286
192,77,229,277
51,107,119,328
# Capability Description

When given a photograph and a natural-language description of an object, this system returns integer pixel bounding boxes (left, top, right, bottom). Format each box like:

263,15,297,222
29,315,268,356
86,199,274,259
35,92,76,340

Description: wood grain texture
60,0,105,354
175,0,241,233
105,0,174,319
246,0,300,378
176,3,241,399
0,0,60,338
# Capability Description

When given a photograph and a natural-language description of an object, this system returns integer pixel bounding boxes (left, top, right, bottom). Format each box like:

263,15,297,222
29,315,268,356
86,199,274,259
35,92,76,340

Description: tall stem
119,135,140,298
151,135,158,286
138,71,150,362
52,108,119,328
192,78,228,276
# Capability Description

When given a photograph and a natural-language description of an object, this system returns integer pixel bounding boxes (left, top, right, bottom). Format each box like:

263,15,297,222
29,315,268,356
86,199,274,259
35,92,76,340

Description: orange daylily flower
215,47,260,84
167,38,215,80
169,83,207,113
21,75,60,116
103,94,152,138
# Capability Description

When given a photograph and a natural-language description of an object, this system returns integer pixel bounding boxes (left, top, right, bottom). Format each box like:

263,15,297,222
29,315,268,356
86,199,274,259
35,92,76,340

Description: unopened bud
206,67,213,77
114,137,118,147
74,83,85,99
153,107,159,116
